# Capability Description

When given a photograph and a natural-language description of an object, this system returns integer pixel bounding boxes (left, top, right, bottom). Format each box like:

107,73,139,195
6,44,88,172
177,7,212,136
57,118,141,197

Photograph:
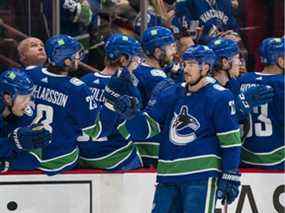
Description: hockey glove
104,68,141,110
236,85,274,114
217,170,241,205
9,124,52,151
113,95,139,120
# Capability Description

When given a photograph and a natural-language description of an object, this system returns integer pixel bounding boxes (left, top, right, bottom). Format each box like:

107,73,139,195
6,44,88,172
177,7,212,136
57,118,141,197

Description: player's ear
221,58,229,69
277,56,285,68
19,53,27,65
3,94,12,106
202,64,210,75
64,58,72,67
153,47,161,58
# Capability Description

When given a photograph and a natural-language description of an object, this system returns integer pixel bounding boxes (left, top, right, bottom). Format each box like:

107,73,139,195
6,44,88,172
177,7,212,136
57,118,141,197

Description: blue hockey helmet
0,68,34,99
45,34,84,68
182,45,216,67
105,33,142,61
259,37,285,65
141,26,176,55
208,38,240,61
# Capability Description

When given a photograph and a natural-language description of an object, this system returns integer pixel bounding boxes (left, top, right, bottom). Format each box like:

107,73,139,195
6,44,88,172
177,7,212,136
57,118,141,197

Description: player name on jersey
90,87,105,103
240,83,258,92
32,85,69,108
200,9,229,24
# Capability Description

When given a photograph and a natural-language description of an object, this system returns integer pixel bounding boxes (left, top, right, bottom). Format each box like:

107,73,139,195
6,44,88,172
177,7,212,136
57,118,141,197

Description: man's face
184,60,201,84
126,56,142,72
228,54,241,78
11,94,32,117
19,38,47,66
162,43,177,64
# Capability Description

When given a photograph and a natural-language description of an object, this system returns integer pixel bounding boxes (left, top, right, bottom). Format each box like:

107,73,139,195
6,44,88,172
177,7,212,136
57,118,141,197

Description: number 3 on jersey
33,104,54,133
247,104,273,137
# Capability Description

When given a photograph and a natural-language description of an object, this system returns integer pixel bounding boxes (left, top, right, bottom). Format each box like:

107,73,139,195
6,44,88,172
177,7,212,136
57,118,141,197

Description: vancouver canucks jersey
79,72,142,170
175,0,239,41
133,64,169,165
232,72,285,169
134,64,167,109
27,67,99,175
0,105,41,170
0,107,34,157
118,80,241,183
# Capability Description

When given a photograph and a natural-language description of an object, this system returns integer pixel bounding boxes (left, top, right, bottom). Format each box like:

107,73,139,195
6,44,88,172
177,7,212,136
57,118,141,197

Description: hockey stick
0,18,28,39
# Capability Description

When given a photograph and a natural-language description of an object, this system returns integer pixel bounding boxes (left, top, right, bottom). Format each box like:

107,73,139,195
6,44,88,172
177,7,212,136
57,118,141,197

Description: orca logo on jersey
169,105,200,145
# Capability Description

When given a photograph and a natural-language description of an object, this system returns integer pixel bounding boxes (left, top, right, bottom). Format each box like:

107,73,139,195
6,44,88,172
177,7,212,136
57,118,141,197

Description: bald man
17,37,47,68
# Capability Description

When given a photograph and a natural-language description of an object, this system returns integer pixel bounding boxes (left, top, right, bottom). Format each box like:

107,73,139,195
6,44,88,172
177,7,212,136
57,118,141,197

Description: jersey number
33,104,54,133
247,104,273,137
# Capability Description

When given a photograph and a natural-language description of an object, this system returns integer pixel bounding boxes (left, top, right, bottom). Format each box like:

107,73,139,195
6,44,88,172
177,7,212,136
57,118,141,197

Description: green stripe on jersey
134,142,159,159
241,146,285,166
217,129,241,148
157,155,221,176
79,141,135,169
30,148,79,172
117,121,130,140
83,114,102,139
145,113,161,139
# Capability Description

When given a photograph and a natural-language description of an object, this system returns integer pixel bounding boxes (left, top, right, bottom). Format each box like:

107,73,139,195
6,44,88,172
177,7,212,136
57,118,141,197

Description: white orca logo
169,105,200,145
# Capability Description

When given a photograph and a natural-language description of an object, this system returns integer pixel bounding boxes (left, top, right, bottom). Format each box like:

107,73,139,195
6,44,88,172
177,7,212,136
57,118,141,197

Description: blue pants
152,177,218,213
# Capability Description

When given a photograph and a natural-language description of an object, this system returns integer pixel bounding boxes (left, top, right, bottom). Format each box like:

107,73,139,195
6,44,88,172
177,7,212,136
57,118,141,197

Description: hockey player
106,45,242,212
233,37,285,170
208,38,274,116
17,37,47,69
27,34,109,175
79,33,143,170
0,69,51,172
132,26,187,165
208,38,241,88
137,26,176,106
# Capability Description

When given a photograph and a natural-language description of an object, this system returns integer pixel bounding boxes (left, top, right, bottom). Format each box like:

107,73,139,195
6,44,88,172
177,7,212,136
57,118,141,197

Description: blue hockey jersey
0,105,41,170
175,0,239,41
27,67,99,175
79,72,143,170
134,63,167,109
132,64,169,165
231,72,285,169
117,79,241,183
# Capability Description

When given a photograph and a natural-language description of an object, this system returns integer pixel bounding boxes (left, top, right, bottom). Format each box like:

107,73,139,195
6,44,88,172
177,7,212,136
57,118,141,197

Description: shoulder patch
70,78,84,86
213,84,226,91
150,69,167,78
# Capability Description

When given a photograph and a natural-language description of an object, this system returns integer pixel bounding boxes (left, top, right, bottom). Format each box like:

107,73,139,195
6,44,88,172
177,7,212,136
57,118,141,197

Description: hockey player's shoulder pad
150,69,167,78
70,77,85,86
151,83,184,107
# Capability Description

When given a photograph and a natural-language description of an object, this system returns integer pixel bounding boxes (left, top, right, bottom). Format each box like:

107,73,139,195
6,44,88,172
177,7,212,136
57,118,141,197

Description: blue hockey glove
113,95,139,120
217,170,241,205
9,124,52,151
236,85,274,114
104,68,141,110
